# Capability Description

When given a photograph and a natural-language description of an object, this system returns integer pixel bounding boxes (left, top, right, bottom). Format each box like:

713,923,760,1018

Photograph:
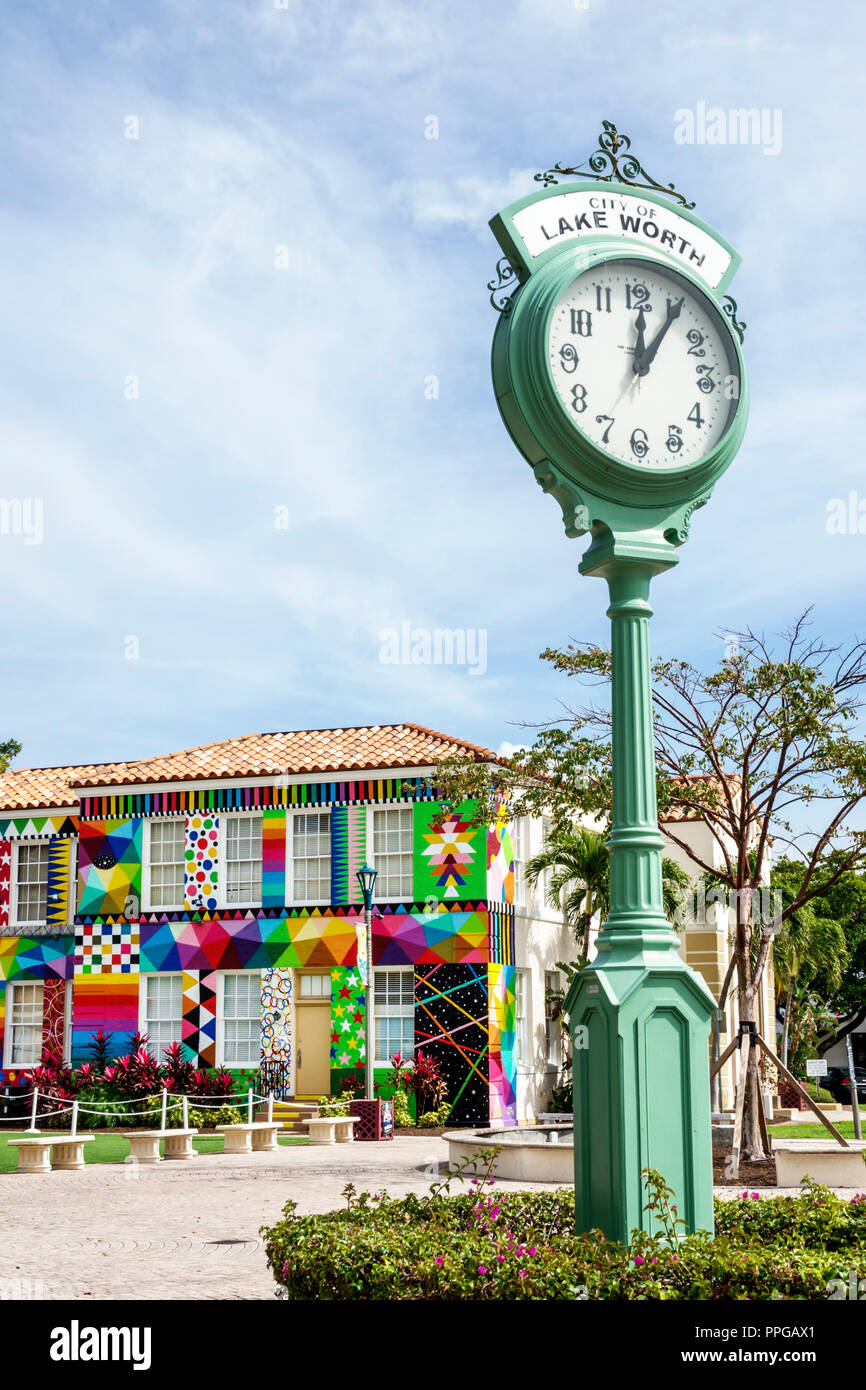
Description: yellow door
296,1002,332,1095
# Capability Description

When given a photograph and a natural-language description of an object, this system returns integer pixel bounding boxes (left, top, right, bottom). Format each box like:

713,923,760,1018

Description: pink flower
527,1247,537,1256
518,1269,527,1279
434,1256,443,1266
477,1265,487,1275
496,1255,505,1263
634,1255,644,1266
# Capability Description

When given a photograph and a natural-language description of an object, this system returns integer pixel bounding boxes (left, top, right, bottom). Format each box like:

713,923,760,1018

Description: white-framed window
4,982,44,1066
142,974,184,1059
370,807,413,900
515,968,531,1068
223,814,263,907
374,967,414,1063
289,811,331,904
144,819,186,909
545,969,561,1067
220,972,261,1067
298,973,332,999
511,819,526,908
540,816,553,906
13,841,50,926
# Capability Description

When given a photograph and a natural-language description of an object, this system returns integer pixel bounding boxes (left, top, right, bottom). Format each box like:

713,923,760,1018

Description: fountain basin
444,1125,574,1183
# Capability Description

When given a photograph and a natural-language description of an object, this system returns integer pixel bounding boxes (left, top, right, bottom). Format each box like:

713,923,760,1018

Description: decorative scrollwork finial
721,295,746,343
534,120,696,210
488,256,520,314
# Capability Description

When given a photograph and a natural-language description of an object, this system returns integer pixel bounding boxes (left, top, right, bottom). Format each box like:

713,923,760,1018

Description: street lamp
355,863,378,1101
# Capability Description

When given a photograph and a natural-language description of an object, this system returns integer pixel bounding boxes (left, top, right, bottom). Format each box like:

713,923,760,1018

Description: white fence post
182,1094,189,1129
28,1086,39,1134
71,1100,79,1137
268,1091,274,1124
248,1088,253,1124
161,1087,168,1131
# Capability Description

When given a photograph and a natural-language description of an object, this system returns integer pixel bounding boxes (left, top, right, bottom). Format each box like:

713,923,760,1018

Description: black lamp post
355,863,378,1101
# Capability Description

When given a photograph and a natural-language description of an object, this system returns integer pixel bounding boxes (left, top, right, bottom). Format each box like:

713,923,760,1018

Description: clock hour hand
633,306,647,368
634,296,684,376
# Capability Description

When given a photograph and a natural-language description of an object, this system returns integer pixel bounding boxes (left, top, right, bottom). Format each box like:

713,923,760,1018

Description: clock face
547,257,741,470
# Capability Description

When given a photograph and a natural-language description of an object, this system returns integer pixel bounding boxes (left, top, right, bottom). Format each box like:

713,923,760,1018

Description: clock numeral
696,364,716,393
625,282,651,310
687,402,704,429
569,309,593,337
594,285,612,313
559,344,579,374
686,329,706,357
665,426,684,454
629,427,649,459
595,414,615,445
570,383,588,413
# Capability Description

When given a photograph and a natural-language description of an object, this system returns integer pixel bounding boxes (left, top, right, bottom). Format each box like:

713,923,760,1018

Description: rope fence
0,1086,282,1134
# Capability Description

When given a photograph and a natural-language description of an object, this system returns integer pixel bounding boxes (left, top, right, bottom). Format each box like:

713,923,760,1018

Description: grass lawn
0,1131,307,1171
768,1120,865,1139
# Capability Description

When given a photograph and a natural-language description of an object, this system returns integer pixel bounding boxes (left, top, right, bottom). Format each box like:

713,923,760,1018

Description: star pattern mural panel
488,963,518,1126
71,975,140,1061
75,921,140,974
77,819,142,918
182,970,217,1066
262,811,286,907
414,802,486,903
41,977,66,1059
0,839,10,931
414,963,490,1126
261,968,292,1064
183,815,219,911
329,966,366,1071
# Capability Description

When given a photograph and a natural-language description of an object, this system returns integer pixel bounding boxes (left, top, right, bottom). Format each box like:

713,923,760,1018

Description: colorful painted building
0,724,577,1127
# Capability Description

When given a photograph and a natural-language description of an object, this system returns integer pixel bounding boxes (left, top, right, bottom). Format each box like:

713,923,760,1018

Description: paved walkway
1,1138,861,1300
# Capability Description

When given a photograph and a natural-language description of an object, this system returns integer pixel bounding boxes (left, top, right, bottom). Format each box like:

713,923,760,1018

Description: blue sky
1,0,864,772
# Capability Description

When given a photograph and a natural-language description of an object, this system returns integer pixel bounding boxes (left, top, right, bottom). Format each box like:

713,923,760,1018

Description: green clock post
489,124,750,1242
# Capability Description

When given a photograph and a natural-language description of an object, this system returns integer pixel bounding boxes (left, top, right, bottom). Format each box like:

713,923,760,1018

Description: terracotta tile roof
660,773,744,823
0,724,496,810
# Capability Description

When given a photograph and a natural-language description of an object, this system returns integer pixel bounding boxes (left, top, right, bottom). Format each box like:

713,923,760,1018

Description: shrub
417,1101,451,1128
261,1167,866,1301
393,1093,413,1128
317,1095,350,1116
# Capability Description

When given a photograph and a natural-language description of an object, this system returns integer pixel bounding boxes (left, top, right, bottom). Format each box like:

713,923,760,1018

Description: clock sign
490,179,749,547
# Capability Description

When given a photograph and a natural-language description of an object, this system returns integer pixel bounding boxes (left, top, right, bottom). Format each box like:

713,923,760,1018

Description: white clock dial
547,258,740,470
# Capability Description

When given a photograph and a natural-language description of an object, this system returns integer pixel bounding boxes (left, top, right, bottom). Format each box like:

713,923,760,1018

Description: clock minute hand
633,306,647,367
635,296,684,377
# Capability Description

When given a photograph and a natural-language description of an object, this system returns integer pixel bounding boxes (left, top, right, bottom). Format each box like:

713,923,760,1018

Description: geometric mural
488,962,517,1126
262,811,286,908
373,907,488,965
486,809,515,906
0,935,74,982
329,965,366,1071
46,837,73,929
261,967,292,1064
41,977,67,1059
74,920,140,975
330,806,366,905
414,963,490,1126
183,814,219,912
415,802,485,902
182,969,217,1067
77,819,142,918
70,974,139,1060
139,911,360,974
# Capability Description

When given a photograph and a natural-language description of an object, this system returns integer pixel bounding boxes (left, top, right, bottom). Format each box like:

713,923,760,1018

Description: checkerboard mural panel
74,921,140,975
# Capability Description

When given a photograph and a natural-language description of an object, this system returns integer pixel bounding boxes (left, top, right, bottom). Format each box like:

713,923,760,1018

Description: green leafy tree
0,739,22,775
433,612,866,1162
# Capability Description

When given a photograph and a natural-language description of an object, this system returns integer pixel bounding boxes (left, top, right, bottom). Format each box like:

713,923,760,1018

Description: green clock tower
489,124,749,1241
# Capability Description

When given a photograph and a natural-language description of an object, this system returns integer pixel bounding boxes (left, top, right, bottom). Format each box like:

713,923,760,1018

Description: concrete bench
772,1137,866,1187
124,1129,198,1163
304,1115,358,1145
7,1135,95,1173
214,1122,284,1155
